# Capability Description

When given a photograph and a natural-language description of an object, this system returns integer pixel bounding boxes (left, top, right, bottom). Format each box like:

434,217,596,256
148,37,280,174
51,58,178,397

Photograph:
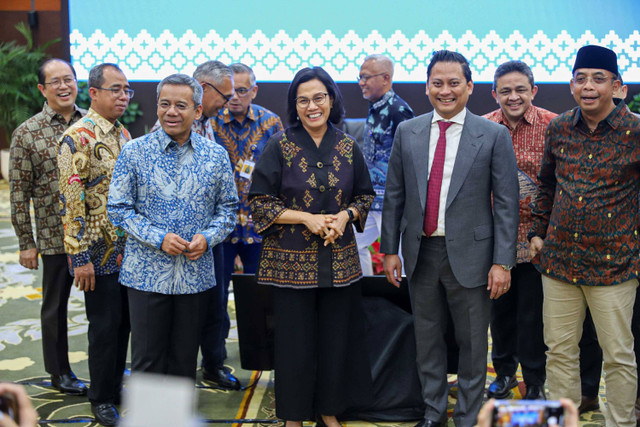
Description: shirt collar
495,105,537,128
158,127,195,151
87,108,123,134
371,89,395,110
432,108,466,126
42,101,83,124
521,105,537,125
222,104,256,125
573,100,625,130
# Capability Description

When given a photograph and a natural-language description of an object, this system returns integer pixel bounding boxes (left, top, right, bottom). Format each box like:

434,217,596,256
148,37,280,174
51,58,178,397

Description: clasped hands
303,211,351,246
161,233,208,260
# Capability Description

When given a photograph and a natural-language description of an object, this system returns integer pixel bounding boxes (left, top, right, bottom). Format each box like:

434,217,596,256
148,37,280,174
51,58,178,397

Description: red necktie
424,121,453,237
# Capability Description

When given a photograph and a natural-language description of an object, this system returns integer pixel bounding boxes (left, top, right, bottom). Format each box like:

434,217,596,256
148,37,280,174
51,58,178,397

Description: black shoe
487,375,519,399
91,403,119,426
523,384,546,400
50,372,88,396
414,419,442,427
578,395,599,414
202,366,241,390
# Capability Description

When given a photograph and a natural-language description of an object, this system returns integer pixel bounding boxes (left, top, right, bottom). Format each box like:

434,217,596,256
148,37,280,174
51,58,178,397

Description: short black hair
38,58,76,85
287,67,345,126
88,63,124,89
427,50,472,83
493,60,535,91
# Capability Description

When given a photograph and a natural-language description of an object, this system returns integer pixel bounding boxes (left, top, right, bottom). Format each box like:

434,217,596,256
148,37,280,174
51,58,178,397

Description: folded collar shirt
10,102,85,254
58,108,130,275
107,129,238,294
363,90,414,211
530,101,640,286
211,104,283,244
428,109,466,236
484,105,557,263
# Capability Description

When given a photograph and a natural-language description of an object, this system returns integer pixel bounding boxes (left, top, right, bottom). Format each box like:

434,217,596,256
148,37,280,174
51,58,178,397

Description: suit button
317,161,324,168
319,185,325,192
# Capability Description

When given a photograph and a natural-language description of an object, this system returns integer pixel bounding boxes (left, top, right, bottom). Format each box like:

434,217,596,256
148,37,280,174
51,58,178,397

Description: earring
296,115,300,120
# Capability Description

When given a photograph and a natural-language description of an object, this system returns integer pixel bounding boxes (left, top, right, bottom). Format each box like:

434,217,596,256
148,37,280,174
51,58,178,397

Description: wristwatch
346,209,355,222
500,264,513,271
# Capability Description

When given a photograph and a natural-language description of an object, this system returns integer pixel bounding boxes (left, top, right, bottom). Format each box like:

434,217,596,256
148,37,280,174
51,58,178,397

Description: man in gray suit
381,50,519,427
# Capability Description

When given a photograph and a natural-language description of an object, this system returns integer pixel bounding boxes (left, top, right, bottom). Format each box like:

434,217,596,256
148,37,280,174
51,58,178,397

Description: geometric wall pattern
70,29,640,83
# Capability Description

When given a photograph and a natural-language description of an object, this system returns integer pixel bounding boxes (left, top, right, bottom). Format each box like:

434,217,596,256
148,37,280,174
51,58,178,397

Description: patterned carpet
0,180,605,426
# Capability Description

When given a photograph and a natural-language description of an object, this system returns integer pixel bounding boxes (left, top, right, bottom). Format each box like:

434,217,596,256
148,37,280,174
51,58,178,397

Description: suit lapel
446,111,482,209
410,113,433,209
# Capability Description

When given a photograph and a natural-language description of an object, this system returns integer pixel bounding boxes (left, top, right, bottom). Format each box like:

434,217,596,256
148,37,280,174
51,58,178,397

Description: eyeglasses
357,72,386,83
202,81,232,103
295,92,329,108
43,77,76,88
573,75,613,86
96,87,135,99
235,86,255,97
158,101,196,112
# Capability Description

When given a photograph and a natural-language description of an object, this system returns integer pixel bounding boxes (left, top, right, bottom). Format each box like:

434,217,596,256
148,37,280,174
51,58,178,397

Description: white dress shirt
427,109,467,236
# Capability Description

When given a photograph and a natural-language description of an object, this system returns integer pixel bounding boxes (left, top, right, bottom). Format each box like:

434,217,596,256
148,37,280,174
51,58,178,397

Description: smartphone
0,392,19,423
493,399,564,427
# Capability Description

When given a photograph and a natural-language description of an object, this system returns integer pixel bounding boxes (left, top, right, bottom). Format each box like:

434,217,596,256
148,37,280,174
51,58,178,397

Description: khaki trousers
542,275,638,427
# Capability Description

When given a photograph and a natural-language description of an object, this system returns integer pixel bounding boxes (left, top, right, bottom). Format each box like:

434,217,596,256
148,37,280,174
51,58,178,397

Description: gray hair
229,63,256,86
88,63,123,88
156,73,203,106
193,60,233,85
362,54,394,79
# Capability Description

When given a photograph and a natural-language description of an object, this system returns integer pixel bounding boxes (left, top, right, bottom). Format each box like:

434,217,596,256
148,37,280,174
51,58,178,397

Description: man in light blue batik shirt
107,73,238,381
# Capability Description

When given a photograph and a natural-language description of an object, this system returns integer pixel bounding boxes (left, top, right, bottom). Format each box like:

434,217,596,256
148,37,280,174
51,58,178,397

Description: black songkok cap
572,45,618,76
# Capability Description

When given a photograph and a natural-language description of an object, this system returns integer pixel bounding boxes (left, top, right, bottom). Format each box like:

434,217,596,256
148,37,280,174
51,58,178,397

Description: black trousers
129,287,207,381
84,273,130,404
489,262,546,386
199,243,227,371
580,285,640,398
41,254,74,376
272,283,373,421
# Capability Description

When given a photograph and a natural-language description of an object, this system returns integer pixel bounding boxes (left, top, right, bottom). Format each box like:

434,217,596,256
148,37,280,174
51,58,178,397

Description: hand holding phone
0,383,38,427
493,399,564,426
475,398,579,427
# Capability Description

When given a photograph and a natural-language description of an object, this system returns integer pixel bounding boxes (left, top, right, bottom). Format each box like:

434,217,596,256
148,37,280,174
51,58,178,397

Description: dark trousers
580,285,640,398
41,254,74,376
83,273,130,404
272,283,372,421
410,237,489,427
200,243,227,370
217,241,261,358
490,262,546,386
128,287,207,380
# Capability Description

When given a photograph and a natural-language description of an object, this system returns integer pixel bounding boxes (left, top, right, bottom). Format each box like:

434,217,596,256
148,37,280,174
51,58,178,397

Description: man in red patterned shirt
484,61,556,401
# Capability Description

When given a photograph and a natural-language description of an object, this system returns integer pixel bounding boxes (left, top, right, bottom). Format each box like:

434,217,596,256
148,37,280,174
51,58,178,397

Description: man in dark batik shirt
356,54,414,275
529,45,640,427
10,58,87,396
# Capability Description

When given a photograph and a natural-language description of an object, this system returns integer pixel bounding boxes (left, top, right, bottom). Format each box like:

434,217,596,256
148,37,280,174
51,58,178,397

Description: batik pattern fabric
249,123,374,289
107,129,238,295
529,101,640,286
211,104,283,245
362,90,414,211
10,102,85,254
57,108,130,276
484,105,557,263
